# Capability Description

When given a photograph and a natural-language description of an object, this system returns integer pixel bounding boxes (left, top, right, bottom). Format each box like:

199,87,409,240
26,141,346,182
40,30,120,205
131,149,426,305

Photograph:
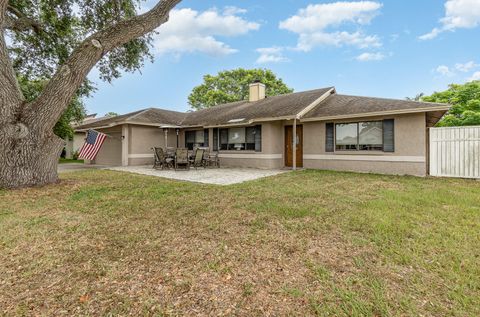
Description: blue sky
85,0,480,116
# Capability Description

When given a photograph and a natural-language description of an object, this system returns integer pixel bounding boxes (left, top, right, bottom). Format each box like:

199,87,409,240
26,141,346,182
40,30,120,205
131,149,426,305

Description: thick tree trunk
0,110,64,189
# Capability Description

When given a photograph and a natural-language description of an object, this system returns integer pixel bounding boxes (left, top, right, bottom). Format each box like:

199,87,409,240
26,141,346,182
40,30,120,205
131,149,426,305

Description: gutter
300,105,451,122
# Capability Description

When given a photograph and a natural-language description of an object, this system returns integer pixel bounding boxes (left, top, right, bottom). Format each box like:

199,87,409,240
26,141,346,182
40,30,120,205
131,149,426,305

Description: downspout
293,118,297,171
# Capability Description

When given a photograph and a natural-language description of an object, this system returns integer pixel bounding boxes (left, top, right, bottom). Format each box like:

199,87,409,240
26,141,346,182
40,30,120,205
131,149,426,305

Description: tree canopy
422,81,480,127
188,68,294,110
5,1,158,137
105,111,119,117
6,0,153,83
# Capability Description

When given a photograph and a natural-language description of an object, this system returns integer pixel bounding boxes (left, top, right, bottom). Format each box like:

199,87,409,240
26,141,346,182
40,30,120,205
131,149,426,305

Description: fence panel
430,126,480,178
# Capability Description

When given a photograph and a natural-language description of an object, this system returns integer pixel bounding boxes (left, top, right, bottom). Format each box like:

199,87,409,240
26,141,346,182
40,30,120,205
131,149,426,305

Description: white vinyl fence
430,126,480,179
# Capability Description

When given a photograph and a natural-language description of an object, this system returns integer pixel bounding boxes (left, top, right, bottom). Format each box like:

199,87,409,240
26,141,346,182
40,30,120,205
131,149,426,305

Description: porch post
292,118,297,170
164,129,168,149
122,124,129,167
176,128,179,148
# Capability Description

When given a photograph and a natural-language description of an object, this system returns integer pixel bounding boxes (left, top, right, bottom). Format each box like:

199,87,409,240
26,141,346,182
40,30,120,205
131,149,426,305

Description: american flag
78,130,107,160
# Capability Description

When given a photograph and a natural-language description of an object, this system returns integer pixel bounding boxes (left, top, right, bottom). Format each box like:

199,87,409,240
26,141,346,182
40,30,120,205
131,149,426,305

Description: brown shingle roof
76,108,186,130
76,88,450,130
181,87,334,126
302,94,449,119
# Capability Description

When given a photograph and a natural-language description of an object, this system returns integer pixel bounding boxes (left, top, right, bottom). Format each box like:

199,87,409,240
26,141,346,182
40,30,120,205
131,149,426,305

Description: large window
185,129,209,150
336,121,383,151
218,125,261,151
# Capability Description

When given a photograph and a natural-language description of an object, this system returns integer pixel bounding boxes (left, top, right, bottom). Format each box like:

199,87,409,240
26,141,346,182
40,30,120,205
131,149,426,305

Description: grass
0,170,479,316
59,158,84,164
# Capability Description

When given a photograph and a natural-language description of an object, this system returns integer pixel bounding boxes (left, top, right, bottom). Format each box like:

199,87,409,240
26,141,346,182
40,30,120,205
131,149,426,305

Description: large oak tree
0,0,181,189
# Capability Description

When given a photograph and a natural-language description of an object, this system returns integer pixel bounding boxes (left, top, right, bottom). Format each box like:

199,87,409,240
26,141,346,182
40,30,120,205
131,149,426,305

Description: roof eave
300,105,451,122
296,87,336,119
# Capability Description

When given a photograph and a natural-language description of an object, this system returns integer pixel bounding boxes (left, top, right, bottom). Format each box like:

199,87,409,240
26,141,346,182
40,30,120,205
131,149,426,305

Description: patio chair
153,147,173,169
205,151,220,168
192,148,205,170
202,148,210,168
175,148,190,171
166,147,176,158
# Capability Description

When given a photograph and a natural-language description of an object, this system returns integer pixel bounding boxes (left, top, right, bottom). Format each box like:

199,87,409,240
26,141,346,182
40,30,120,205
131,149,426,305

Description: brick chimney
249,81,266,102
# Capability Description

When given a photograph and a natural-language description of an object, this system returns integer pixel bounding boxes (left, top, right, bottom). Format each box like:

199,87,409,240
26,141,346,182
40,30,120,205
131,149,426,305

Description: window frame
218,125,262,152
334,120,384,152
185,129,209,150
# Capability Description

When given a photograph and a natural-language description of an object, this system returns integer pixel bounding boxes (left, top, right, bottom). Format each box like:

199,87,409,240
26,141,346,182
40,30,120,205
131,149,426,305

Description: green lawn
59,158,84,164
0,170,479,316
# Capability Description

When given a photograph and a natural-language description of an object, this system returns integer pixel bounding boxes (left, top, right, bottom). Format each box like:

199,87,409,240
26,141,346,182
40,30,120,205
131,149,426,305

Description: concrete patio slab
107,165,288,185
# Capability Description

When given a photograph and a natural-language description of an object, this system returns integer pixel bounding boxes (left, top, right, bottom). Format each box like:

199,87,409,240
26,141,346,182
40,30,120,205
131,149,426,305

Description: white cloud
436,65,454,76
297,31,381,51
356,52,385,61
256,47,289,64
433,61,479,78
420,0,480,40
280,1,382,33
455,61,478,72
223,6,247,15
468,71,480,81
279,1,383,51
153,8,260,57
419,27,442,40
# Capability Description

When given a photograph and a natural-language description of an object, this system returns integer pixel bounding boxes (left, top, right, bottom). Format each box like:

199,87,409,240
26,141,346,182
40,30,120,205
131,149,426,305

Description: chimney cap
253,79,262,83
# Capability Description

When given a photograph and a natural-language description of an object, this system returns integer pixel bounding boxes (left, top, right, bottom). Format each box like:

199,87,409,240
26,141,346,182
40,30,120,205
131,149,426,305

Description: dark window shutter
255,125,262,152
383,119,395,152
325,123,334,152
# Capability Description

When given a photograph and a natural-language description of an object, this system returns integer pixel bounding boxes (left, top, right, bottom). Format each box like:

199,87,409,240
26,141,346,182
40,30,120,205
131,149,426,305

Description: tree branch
26,0,181,132
0,0,24,125
4,5,42,34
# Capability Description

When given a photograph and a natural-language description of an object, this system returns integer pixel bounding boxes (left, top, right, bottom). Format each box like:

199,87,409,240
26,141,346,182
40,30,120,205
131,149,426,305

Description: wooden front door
285,125,303,167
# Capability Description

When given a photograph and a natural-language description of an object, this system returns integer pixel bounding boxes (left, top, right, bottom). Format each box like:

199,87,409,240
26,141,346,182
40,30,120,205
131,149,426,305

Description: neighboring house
75,83,450,176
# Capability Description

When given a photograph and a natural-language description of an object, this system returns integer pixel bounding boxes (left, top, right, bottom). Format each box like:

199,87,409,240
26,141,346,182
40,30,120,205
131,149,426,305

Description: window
359,121,383,150
335,121,383,151
218,125,261,151
335,123,358,150
185,129,209,150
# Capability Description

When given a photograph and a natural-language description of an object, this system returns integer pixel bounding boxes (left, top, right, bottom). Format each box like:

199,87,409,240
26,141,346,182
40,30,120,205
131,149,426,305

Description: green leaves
188,68,294,110
7,0,151,82
422,81,480,127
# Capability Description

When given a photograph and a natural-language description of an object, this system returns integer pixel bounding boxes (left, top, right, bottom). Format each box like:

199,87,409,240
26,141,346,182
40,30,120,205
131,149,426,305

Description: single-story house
75,83,450,176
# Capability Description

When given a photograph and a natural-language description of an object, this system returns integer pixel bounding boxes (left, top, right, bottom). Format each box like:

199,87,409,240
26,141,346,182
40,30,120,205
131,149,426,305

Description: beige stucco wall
127,125,182,166
218,121,284,169
302,113,427,176
88,127,122,166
